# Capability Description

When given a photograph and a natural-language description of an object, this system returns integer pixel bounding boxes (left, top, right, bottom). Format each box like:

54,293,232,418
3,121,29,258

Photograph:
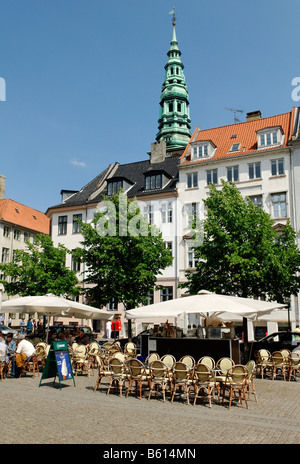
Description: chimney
150,140,166,164
0,175,6,199
246,111,262,122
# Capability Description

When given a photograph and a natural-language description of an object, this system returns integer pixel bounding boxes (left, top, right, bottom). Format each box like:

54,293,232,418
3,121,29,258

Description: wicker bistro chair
171,362,193,405
72,345,94,377
145,353,160,365
94,357,113,392
18,354,39,378
179,355,196,371
198,356,216,371
107,357,128,396
0,360,6,380
215,357,235,383
245,360,258,402
126,358,151,400
124,342,137,358
161,354,176,371
193,363,220,408
272,351,289,381
254,349,273,379
148,360,173,402
288,356,300,381
222,365,249,409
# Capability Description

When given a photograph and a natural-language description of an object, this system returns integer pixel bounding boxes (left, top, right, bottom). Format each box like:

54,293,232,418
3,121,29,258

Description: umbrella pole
243,317,249,363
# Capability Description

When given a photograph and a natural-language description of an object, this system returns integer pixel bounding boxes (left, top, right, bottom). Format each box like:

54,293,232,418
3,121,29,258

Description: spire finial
169,5,176,26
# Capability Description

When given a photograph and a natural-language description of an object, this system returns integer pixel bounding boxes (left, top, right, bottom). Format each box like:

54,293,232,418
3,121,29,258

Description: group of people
49,328,91,346
19,317,43,335
0,331,35,377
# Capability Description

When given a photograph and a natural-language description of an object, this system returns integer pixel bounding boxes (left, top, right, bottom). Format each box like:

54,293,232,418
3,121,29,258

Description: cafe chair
245,360,258,402
148,360,173,402
161,354,176,371
94,357,113,393
222,365,249,409
215,357,235,382
179,355,196,371
171,362,193,405
124,342,137,358
198,356,216,371
272,351,288,381
254,349,273,379
126,358,151,400
193,363,220,408
107,357,128,397
145,353,160,365
288,356,300,381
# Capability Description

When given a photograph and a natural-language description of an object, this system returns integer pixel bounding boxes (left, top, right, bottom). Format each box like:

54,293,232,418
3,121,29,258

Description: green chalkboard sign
39,340,75,389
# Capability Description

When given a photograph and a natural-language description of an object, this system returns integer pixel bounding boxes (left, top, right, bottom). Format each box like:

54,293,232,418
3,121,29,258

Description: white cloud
70,158,86,168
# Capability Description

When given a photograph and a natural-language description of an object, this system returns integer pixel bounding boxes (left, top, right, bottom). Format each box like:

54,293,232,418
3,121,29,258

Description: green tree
73,193,173,334
181,181,300,303
0,233,80,298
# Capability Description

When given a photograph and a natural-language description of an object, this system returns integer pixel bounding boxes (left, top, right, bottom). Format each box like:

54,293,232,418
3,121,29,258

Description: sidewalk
1,373,299,445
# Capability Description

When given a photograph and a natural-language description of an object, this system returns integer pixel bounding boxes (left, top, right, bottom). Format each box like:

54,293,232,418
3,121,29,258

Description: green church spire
156,11,191,151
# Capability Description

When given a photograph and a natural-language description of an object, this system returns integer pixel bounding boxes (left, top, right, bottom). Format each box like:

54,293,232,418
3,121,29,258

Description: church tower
156,11,191,153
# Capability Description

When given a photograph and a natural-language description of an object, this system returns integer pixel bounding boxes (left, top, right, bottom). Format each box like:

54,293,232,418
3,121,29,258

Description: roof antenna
224,108,244,123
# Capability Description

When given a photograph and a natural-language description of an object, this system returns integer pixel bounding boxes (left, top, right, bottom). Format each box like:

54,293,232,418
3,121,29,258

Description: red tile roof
180,112,293,165
0,199,50,234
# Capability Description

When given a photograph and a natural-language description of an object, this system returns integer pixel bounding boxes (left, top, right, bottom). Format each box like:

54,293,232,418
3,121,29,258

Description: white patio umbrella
125,290,287,321
1,294,113,320
1,294,114,340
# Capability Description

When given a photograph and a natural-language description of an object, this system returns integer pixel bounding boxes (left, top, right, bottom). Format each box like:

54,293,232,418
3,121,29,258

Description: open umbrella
1,294,113,340
125,290,286,321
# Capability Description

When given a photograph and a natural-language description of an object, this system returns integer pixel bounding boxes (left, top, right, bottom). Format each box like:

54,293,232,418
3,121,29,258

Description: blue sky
0,0,299,212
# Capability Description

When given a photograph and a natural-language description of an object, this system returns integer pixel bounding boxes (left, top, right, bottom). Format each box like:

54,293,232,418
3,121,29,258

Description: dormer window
257,127,282,149
230,143,240,152
145,173,162,190
107,180,123,196
192,143,208,159
190,141,216,160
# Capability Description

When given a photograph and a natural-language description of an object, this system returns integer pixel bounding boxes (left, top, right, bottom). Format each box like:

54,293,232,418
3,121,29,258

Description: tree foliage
73,193,173,309
181,181,300,303
0,233,80,298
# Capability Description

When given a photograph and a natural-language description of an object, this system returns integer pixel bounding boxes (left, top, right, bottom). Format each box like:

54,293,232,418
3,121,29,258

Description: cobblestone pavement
1,373,299,446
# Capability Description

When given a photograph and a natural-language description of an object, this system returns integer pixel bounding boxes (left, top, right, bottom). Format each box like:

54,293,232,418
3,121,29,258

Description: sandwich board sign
39,340,75,389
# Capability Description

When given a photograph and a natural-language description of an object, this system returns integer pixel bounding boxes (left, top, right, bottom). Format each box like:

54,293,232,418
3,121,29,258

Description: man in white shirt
10,334,35,377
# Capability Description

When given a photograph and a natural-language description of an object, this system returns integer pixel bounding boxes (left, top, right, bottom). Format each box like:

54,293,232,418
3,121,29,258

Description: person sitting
75,330,90,346
5,333,16,376
10,334,35,378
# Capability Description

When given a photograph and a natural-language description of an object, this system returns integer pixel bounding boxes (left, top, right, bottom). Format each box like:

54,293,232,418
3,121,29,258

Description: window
107,298,118,311
13,229,21,241
58,215,67,235
145,174,162,190
272,193,287,218
72,258,80,272
227,166,239,182
248,162,261,179
206,169,218,185
249,195,263,209
177,102,181,112
143,205,153,224
258,128,281,148
186,203,198,227
107,180,123,196
187,244,198,268
164,241,173,256
271,159,284,176
161,286,173,302
24,231,31,242
230,143,240,152
3,226,10,238
146,289,154,306
72,214,82,234
161,202,173,223
168,102,173,112
1,247,9,263
187,172,198,189
192,144,208,159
